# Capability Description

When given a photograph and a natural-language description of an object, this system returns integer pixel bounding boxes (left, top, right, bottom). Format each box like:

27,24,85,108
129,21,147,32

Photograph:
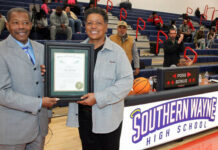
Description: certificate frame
44,42,94,101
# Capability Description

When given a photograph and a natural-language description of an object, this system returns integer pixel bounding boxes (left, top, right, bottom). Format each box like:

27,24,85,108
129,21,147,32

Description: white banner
120,91,218,150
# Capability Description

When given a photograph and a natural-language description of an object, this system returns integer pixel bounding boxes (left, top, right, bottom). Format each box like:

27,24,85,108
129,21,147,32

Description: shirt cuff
39,98,42,110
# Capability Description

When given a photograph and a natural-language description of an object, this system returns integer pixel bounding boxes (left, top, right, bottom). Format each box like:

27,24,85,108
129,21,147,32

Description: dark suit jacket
163,39,185,67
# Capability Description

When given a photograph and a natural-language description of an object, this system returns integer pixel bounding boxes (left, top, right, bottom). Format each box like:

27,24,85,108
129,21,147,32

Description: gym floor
44,107,218,150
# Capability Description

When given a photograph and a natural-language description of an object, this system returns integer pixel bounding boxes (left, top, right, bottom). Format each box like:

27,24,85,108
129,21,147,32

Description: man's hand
178,34,184,44
42,97,59,108
77,93,96,106
40,65,46,76
134,68,140,76
178,58,193,66
61,24,66,29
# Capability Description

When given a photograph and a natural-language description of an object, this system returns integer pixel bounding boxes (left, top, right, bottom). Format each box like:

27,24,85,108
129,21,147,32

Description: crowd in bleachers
0,0,217,48
33,0,83,40
0,0,98,41
0,0,218,66
140,11,218,50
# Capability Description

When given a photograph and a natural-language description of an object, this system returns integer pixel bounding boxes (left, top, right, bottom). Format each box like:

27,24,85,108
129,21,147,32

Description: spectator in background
179,19,192,42
0,13,6,35
187,17,196,41
67,0,77,5
195,7,201,18
67,0,81,16
63,6,82,33
195,7,205,19
147,12,164,30
110,21,140,75
169,20,177,31
50,6,72,40
182,13,188,20
187,17,195,32
119,0,132,10
210,18,218,29
36,10,50,39
41,0,51,15
85,1,95,11
163,28,185,67
206,28,215,49
194,26,206,49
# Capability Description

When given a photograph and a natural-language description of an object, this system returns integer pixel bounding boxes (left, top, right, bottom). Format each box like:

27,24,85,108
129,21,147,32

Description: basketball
132,77,150,94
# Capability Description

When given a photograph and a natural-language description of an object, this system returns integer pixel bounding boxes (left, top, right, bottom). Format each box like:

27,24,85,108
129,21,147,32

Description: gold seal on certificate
44,42,94,101
76,82,83,90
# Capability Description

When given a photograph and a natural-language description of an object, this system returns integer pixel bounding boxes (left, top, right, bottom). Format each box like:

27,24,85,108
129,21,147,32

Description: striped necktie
22,46,35,65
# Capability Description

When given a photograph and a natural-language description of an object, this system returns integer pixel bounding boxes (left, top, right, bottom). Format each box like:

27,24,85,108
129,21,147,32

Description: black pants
78,104,122,150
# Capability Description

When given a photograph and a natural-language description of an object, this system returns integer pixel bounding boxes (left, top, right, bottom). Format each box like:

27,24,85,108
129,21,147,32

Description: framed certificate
44,42,94,101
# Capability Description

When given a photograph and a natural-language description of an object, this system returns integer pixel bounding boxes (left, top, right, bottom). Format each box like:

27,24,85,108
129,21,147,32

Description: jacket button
36,81,39,85
33,68,36,71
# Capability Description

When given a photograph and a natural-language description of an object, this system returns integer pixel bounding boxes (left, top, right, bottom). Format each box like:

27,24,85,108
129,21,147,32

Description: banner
120,91,218,150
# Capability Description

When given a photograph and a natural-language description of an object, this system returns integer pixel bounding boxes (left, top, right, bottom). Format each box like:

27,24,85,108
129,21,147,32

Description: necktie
22,46,35,65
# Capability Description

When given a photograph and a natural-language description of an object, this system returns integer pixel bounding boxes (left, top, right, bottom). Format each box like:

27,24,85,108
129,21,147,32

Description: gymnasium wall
130,0,218,20
79,0,218,20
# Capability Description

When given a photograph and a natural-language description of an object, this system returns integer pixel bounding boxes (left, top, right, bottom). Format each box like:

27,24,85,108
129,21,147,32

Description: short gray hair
7,7,31,22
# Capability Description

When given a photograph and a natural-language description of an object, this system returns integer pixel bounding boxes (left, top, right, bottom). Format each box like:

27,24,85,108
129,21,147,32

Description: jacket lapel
6,35,33,65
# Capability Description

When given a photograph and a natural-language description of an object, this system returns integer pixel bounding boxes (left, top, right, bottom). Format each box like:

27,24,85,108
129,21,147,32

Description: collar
169,38,177,44
116,33,129,41
83,35,113,52
121,33,128,42
11,36,31,48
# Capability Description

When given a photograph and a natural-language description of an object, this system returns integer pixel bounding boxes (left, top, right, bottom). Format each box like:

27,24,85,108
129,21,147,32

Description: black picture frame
44,42,94,101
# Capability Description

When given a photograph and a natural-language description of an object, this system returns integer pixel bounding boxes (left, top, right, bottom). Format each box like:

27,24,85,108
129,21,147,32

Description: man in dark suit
0,7,58,150
163,28,184,67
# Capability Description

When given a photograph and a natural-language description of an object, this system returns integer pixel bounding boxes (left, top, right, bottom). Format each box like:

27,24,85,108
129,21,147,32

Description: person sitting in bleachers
206,28,215,49
63,6,82,33
194,26,205,49
41,0,51,15
35,10,50,39
85,1,95,11
179,19,192,42
50,6,72,40
169,20,177,31
147,12,164,30
187,17,195,32
187,17,196,41
0,13,6,35
67,0,81,16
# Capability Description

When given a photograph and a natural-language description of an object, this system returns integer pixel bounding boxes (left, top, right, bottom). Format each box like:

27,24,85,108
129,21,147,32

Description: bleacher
1,0,218,81
110,5,218,78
